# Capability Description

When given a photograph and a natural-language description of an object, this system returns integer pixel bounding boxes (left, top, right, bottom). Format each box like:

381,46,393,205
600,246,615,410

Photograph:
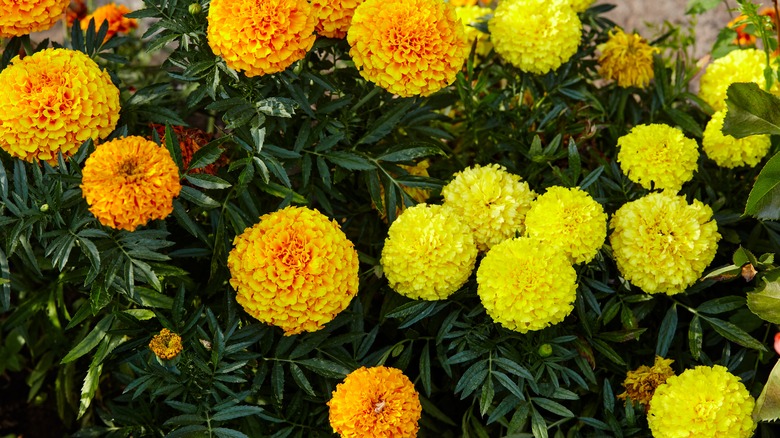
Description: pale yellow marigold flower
456,5,493,58
149,328,183,360
80,3,138,43
524,186,607,264
227,206,359,335
311,0,364,39
648,365,756,438
348,0,468,97
609,192,720,295
0,48,120,164
381,204,477,300
699,48,766,111
617,356,675,406
442,164,536,252
0,0,70,37
617,124,699,192
328,366,421,438
598,28,658,88
207,0,316,77
569,0,594,13
489,0,582,75
703,109,771,168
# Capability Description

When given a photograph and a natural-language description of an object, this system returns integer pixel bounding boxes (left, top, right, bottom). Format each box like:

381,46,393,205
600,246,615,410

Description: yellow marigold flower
0,48,120,164
347,0,468,97
569,0,594,13
609,192,720,295
477,237,577,333
699,48,766,111
617,356,675,406
456,5,493,58
376,160,432,221
617,124,699,192
328,366,421,438
489,0,582,75
227,206,359,335
312,0,364,39
648,365,756,438
381,204,477,300
207,0,316,77
703,109,771,168
598,28,658,88
80,3,137,42
442,164,537,252
449,0,477,6
0,0,70,37
81,136,182,231
149,328,183,360
524,186,607,264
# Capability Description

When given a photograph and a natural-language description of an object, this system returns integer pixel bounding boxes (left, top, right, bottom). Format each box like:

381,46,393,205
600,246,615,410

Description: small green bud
538,343,553,358
188,2,202,15
39,203,49,212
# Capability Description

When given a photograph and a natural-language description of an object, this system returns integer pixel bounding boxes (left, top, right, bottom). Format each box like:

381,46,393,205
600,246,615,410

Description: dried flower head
598,28,658,88
0,0,70,37
699,48,766,111
703,109,771,168
618,356,676,406
312,0,365,39
80,3,138,42
149,328,183,360
617,124,699,192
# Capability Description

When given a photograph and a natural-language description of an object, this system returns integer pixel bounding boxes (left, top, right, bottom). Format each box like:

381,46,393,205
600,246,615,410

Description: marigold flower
617,124,698,192
489,0,582,75
703,109,771,168
477,237,576,333
598,28,658,88
609,192,720,295
648,365,756,438
149,328,183,360
81,136,182,231
524,186,607,264
0,48,120,164
569,0,594,13
0,0,70,37
449,0,477,6
312,0,364,39
66,0,88,27
375,160,432,221
381,204,477,300
456,5,493,58
328,366,422,438
617,356,675,406
442,164,536,252
80,3,137,42
150,124,225,175
227,206,359,335
207,0,316,77
347,0,468,97
728,15,756,46
699,48,766,111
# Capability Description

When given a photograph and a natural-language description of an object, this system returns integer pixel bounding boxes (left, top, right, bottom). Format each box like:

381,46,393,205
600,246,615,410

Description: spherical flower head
207,0,316,77
609,192,720,295
81,136,182,231
617,124,699,192
80,3,138,42
598,27,658,88
569,0,594,13
312,0,365,39
442,164,537,252
151,124,226,175
617,356,676,406
489,0,582,75
477,237,577,333
227,206,359,335
0,0,70,37
524,186,607,264
347,0,468,97
703,109,771,168
456,5,493,58
648,365,756,438
0,48,120,164
149,328,183,360
376,160,432,221
328,366,421,438
381,204,477,300
699,48,766,111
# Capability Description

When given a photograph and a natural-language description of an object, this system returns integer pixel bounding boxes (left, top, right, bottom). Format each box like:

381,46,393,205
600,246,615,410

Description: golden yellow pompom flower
609,192,720,295
703,109,771,168
328,366,422,438
477,237,577,333
449,0,477,6
699,48,766,111
617,124,699,192
381,204,477,300
207,0,316,77
0,0,70,37
149,328,183,360
0,48,120,164
442,164,537,252
80,3,138,42
598,28,658,88
648,365,756,438
312,0,364,39
456,5,493,58
489,0,582,75
227,206,359,335
569,0,594,12
347,0,468,97
523,186,607,264
617,356,675,406
81,136,182,231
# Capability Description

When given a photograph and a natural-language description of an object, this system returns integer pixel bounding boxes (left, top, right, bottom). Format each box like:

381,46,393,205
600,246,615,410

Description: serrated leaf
747,270,780,323
723,82,780,138
754,359,780,422
185,173,231,190
688,315,703,360
298,358,350,379
211,405,263,422
377,145,446,162
697,296,746,314
357,100,415,145
744,150,780,220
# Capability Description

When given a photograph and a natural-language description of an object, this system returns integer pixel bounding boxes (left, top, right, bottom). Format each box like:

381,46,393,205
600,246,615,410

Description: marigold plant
703,109,771,168
311,0,364,39
617,356,676,406
0,0,70,37
699,48,766,111
80,3,138,42
617,124,699,192
148,328,183,360
598,27,658,88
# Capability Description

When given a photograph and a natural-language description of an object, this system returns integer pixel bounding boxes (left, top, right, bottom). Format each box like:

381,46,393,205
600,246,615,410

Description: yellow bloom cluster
569,0,594,12
0,48,120,164
347,0,468,97
598,28,658,88
207,0,316,77
609,192,720,295
477,237,577,333
617,124,699,192
227,206,359,335
449,0,477,6
489,0,582,75
648,365,756,438
524,186,607,264
0,0,70,37
703,109,771,168
80,3,138,43
328,366,421,438
617,356,675,406
381,204,477,300
456,5,493,58
81,136,182,231
311,0,364,39
442,164,537,252
148,328,183,360
699,48,766,111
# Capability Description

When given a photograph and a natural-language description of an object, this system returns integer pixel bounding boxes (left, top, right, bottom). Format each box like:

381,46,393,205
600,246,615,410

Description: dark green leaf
325,151,375,171
701,315,767,351
655,305,677,357
61,314,115,364
744,151,780,220
748,270,780,323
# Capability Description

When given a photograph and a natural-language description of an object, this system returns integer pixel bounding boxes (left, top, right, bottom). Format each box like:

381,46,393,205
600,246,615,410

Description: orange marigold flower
149,328,183,360
328,366,422,438
227,206,360,335
727,15,756,46
80,3,137,42
347,0,468,97
150,124,225,175
81,136,182,231
66,0,88,27
207,0,316,77
312,0,365,39
0,48,120,163
0,0,70,37
618,356,676,406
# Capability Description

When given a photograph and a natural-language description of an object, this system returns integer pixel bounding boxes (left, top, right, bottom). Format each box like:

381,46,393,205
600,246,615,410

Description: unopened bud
39,203,49,212
538,343,553,358
188,2,202,15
